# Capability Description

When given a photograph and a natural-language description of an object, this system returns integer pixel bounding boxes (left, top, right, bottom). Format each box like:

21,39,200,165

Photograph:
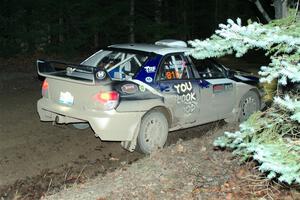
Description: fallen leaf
291,189,300,200
109,157,119,161
236,168,247,179
226,192,233,200
192,187,201,194
176,144,185,153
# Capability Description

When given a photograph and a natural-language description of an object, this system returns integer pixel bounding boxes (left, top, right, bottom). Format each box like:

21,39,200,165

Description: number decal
165,71,180,80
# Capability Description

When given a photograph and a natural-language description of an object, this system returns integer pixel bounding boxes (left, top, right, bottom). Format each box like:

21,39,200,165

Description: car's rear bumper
37,98,145,141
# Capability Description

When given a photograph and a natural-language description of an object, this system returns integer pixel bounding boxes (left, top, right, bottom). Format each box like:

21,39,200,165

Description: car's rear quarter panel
235,82,261,105
38,78,146,141
47,78,107,110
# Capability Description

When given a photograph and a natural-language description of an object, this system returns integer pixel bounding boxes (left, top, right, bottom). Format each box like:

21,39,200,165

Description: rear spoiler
37,60,108,85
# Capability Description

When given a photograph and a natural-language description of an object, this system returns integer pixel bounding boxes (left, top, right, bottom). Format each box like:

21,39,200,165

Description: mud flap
224,107,240,123
120,79,163,151
120,120,141,152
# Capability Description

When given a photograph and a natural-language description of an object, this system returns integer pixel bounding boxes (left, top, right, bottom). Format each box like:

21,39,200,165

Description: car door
157,54,200,127
193,59,236,121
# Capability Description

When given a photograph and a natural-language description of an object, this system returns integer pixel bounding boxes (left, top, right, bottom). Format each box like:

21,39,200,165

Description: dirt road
0,71,217,199
0,71,143,184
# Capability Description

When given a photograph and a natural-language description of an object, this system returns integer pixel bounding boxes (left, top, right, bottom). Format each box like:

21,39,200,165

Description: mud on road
0,71,219,199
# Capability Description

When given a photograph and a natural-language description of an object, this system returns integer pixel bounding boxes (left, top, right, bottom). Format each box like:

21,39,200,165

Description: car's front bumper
37,98,145,141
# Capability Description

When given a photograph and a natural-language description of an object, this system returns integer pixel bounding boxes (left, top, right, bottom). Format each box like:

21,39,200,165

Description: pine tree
189,11,300,185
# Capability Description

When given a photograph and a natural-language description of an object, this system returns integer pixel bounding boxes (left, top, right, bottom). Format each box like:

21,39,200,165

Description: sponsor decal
135,55,162,82
130,79,163,97
213,84,225,93
121,84,138,94
144,66,156,73
145,77,153,83
199,80,210,88
224,83,233,90
96,70,106,80
174,82,197,114
139,85,146,92
213,83,233,93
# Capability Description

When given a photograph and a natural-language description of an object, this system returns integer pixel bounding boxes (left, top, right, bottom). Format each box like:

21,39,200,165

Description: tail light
42,79,49,97
95,91,119,110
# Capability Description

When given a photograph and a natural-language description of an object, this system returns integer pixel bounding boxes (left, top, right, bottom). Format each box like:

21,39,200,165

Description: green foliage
214,96,300,184
189,11,300,185
189,17,300,85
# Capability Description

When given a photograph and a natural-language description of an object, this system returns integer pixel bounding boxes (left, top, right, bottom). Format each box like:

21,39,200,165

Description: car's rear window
82,50,149,80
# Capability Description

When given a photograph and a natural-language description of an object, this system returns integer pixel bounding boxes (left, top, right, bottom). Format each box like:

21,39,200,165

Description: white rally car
37,40,263,154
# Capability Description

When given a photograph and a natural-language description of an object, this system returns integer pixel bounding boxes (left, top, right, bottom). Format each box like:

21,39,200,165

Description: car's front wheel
239,90,260,122
137,110,169,154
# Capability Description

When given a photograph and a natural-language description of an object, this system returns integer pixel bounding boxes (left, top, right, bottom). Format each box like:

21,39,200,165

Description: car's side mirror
227,70,236,78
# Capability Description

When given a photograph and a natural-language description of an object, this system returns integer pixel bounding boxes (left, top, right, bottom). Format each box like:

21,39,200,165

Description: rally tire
137,110,169,154
238,90,260,122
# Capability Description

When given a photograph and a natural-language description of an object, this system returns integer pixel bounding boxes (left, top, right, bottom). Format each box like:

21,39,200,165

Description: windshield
81,50,149,80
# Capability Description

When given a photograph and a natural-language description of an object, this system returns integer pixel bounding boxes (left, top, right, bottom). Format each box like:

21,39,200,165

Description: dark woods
0,0,266,57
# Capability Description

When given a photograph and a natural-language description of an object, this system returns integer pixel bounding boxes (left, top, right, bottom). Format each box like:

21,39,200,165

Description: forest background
0,0,275,57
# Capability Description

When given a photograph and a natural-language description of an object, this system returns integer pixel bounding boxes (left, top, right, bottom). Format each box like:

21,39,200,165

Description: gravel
46,123,241,200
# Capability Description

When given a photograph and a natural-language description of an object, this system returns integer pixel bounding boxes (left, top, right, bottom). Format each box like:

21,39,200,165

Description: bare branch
251,0,272,22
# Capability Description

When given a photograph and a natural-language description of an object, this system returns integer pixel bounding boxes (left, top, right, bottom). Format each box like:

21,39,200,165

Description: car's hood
230,70,260,85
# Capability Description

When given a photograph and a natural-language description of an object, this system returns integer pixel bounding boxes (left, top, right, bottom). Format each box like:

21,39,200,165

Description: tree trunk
47,24,51,44
154,0,163,40
182,0,188,40
252,0,272,22
155,0,162,24
129,0,135,43
274,0,288,19
59,17,64,43
273,0,288,96
215,0,219,28
94,32,99,49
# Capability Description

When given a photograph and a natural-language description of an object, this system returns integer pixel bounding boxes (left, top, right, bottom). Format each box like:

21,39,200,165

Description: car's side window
193,59,226,79
159,54,192,80
96,52,148,80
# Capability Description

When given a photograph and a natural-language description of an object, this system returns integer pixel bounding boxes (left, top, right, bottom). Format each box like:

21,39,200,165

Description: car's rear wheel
239,90,260,122
137,110,169,154
72,123,90,130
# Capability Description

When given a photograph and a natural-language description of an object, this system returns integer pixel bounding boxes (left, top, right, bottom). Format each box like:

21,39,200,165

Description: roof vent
155,39,187,48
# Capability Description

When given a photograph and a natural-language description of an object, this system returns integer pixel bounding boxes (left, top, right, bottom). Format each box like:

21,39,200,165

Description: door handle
163,87,171,92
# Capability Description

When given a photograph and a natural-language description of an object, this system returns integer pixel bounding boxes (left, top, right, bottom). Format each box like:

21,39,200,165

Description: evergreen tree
189,11,300,184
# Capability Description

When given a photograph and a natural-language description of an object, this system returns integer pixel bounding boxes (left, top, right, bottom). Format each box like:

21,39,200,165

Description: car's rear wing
37,60,108,85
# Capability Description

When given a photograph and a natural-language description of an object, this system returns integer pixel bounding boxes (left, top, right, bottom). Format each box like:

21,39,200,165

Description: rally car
37,40,263,154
